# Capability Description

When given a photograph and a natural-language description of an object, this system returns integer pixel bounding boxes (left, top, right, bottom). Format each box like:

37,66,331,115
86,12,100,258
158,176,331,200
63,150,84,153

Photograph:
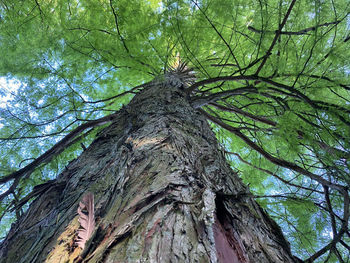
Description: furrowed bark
0,72,298,262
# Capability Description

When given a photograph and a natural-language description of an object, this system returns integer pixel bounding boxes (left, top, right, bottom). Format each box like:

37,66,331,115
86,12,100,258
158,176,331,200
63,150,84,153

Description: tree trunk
0,72,299,262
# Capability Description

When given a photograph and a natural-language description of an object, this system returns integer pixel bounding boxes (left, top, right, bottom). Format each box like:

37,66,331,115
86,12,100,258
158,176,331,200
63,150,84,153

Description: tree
0,0,349,262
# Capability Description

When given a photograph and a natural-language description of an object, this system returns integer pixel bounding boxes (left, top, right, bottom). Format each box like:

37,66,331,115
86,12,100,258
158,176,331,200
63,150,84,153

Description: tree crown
0,0,349,261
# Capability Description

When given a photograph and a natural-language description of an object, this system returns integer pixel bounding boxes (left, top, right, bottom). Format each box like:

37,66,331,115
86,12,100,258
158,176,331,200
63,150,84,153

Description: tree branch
248,20,341,35
210,102,277,126
191,0,242,73
201,109,350,262
109,0,129,53
200,109,346,192
190,86,257,108
0,112,119,186
255,0,296,75
225,151,322,193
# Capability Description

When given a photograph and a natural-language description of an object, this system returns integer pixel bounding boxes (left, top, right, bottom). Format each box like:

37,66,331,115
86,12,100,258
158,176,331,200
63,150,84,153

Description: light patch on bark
199,188,217,263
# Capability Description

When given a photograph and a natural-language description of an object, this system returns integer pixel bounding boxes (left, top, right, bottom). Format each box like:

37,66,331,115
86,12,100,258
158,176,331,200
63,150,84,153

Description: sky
0,77,21,129
0,77,19,108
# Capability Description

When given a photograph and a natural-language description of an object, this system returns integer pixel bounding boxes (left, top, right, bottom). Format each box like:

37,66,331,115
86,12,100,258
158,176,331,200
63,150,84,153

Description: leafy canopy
0,0,349,262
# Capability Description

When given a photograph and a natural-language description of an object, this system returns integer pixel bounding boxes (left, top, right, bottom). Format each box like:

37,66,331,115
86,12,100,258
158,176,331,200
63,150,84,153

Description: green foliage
0,0,349,261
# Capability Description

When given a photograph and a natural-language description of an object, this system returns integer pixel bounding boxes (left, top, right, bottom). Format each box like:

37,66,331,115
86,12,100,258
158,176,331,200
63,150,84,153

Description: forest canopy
0,0,349,262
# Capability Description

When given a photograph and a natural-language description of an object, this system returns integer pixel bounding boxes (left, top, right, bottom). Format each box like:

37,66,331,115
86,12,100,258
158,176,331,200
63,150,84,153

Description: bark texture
0,73,298,262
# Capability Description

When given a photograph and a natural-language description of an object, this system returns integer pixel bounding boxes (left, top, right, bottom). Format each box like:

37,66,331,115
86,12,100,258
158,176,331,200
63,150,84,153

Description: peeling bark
0,73,298,262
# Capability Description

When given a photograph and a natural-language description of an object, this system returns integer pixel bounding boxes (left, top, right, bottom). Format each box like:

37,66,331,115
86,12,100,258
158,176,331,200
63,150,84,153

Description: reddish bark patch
145,218,162,241
143,217,162,254
214,197,249,263
213,218,244,263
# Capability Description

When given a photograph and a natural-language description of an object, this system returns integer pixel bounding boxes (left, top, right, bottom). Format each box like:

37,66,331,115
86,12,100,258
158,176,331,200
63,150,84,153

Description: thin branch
108,0,156,73
324,186,338,237
82,82,146,104
191,0,242,73
200,109,345,192
189,74,349,126
248,20,341,35
0,112,119,186
210,102,277,126
190,86,257,108
68,26,113,35
255,0,296,75
187,74,257,93
225,151,322,194
201,109,350,262
210,63,238,67
109,0,129,53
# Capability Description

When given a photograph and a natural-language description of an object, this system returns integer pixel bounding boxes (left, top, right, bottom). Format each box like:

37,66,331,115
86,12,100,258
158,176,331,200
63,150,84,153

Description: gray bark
0,72,298,262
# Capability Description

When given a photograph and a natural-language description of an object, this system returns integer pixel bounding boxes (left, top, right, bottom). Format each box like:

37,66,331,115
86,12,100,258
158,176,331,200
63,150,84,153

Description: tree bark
0,72,299,262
